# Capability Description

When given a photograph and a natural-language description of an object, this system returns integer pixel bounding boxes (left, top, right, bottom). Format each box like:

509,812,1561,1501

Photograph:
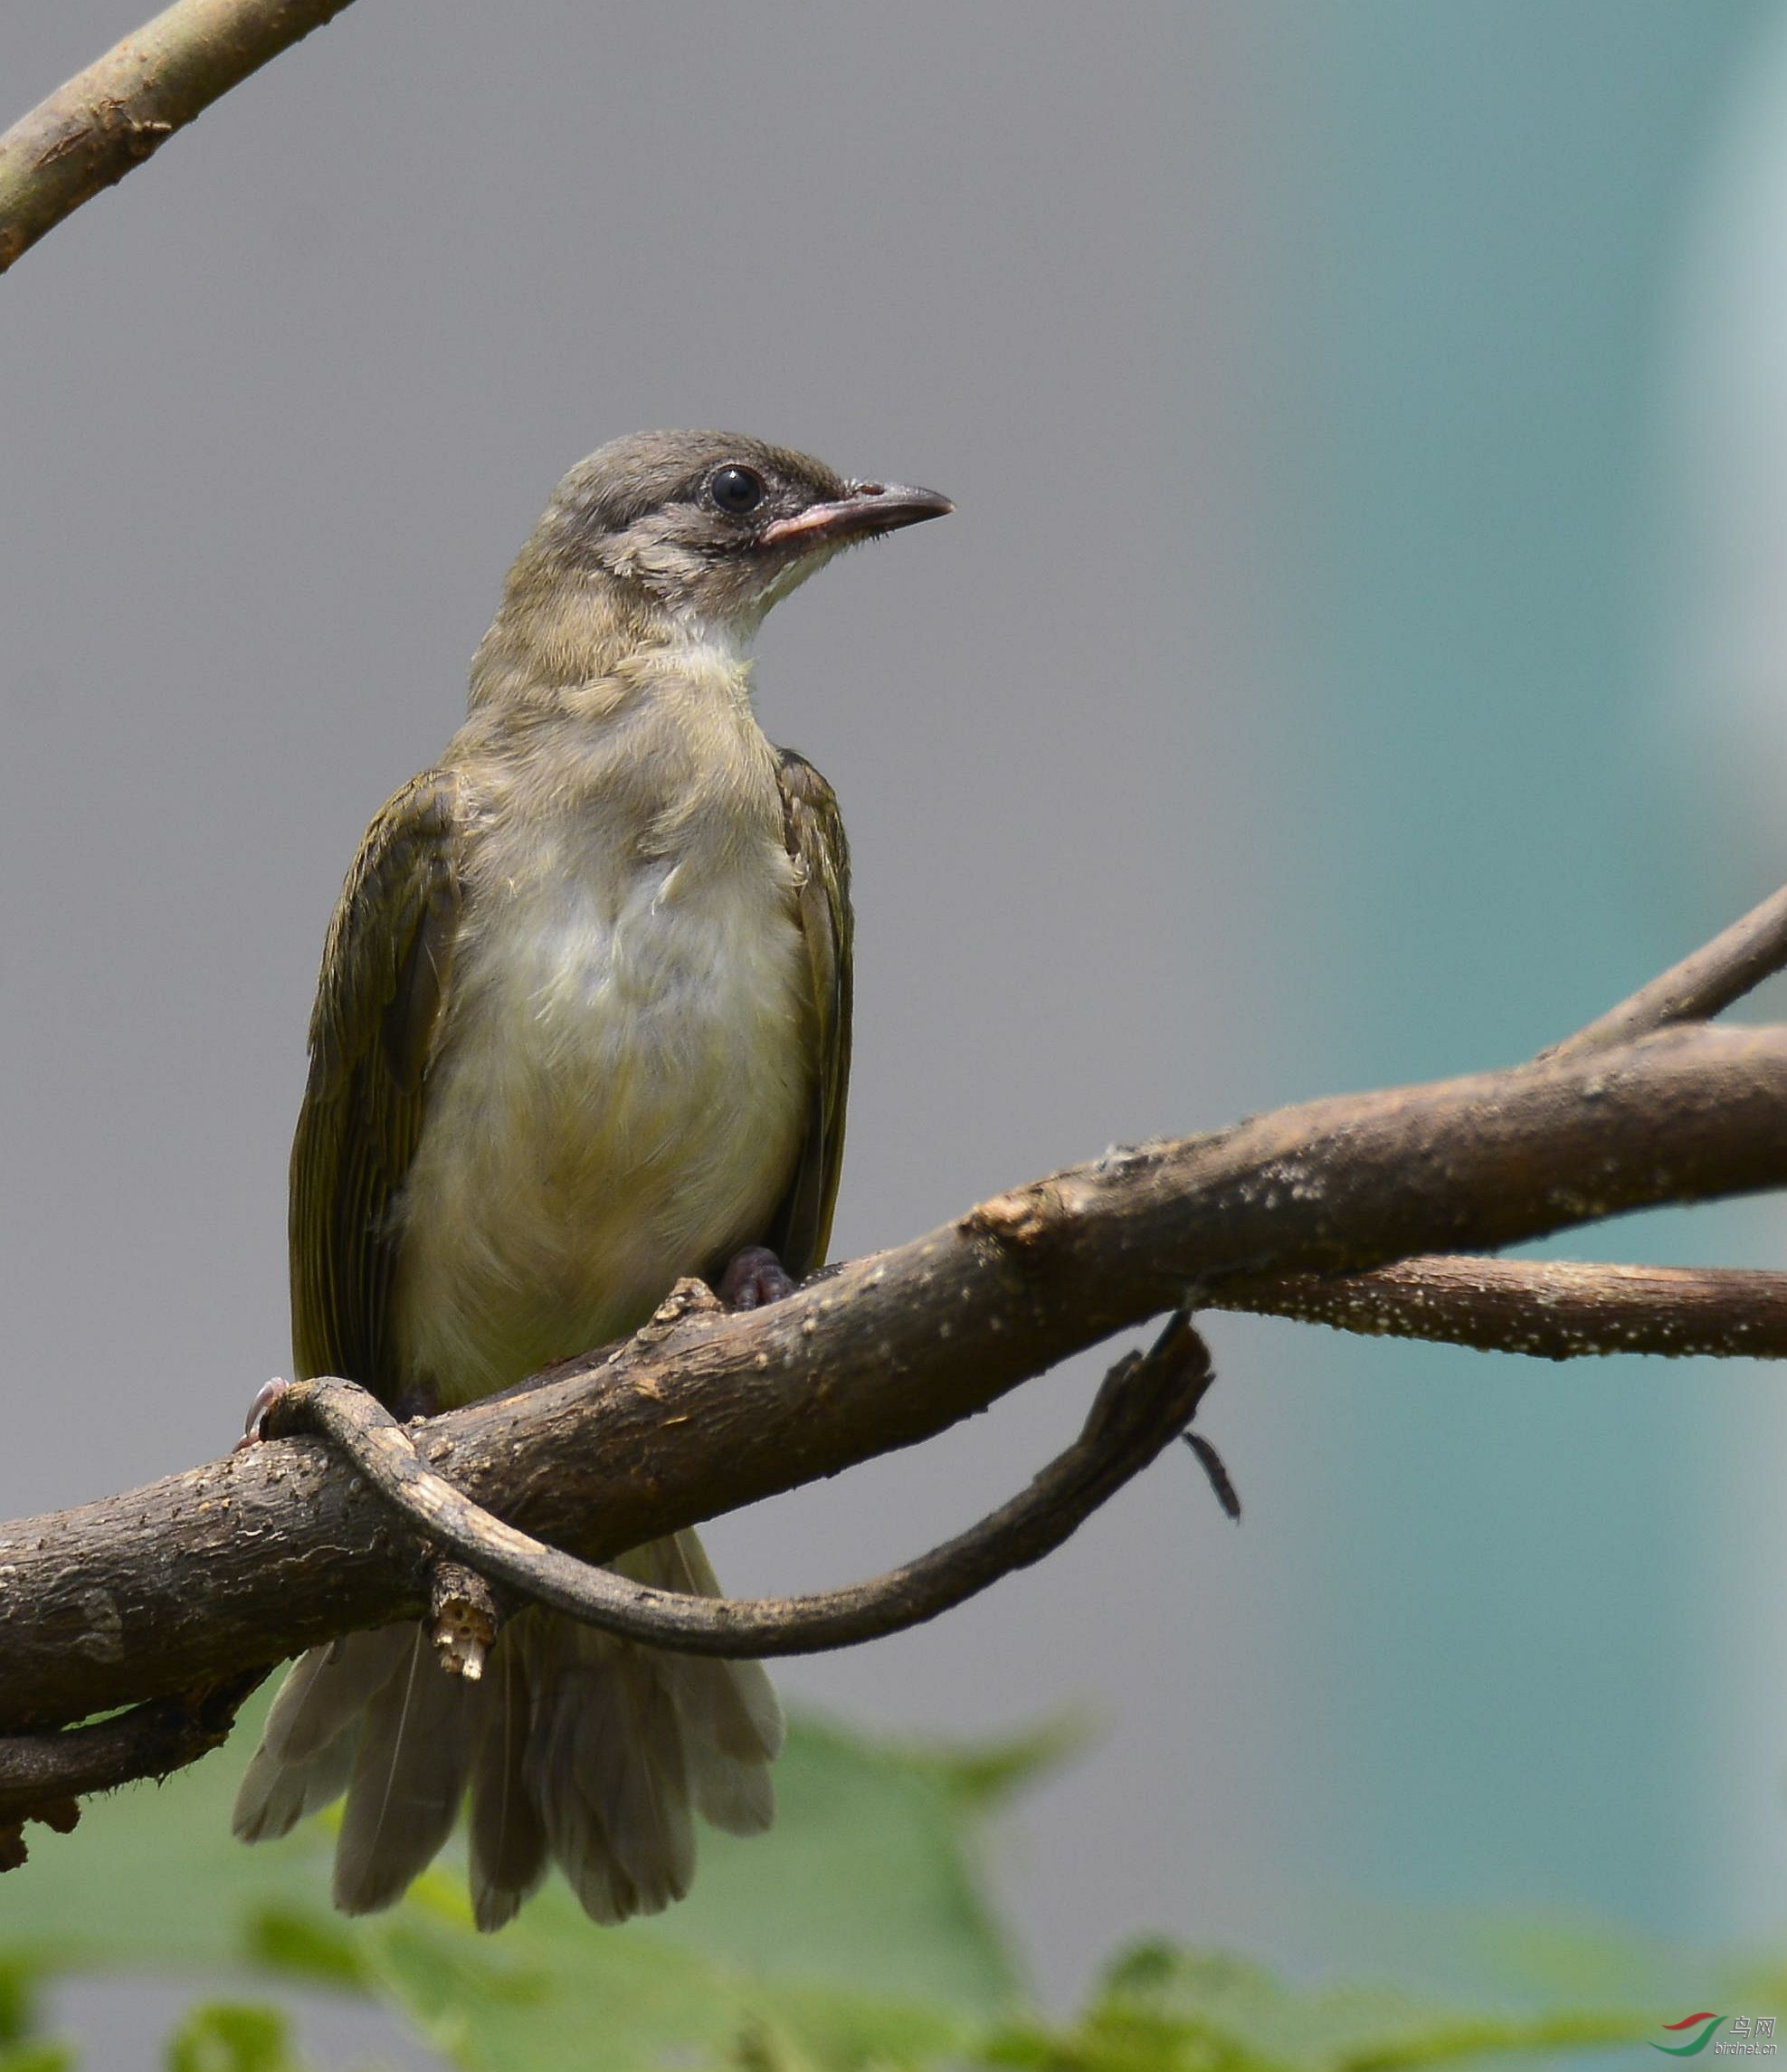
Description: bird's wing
289,768,467,1398
765,748,853,1276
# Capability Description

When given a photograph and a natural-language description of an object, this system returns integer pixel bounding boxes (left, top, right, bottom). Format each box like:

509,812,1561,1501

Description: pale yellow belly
390,859,812,1407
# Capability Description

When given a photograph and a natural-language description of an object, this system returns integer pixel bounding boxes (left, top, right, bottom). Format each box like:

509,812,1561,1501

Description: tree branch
0,0,358,273
1544,880,1787,1061
3,1018,1785,1763
1210,1257,1787,1360
249,881,1787,1618
0,1670,266,1839
267,1310,1216,1659
1252,879,1787,1363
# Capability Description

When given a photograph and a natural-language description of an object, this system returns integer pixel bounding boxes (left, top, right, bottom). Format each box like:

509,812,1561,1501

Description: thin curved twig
0,0,358,273
1211,1257,1787,1360
267,1314,1216,1659
1545,881,1787,1062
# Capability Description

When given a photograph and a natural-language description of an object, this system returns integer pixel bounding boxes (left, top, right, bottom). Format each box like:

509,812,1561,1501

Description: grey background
1,5,1296,2059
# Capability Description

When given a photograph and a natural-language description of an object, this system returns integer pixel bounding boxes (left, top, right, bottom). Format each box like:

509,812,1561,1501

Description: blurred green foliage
0,1699,1735,2069
161,2003,310,2072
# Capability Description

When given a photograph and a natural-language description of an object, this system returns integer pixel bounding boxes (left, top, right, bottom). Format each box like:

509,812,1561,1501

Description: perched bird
231,431,951,1929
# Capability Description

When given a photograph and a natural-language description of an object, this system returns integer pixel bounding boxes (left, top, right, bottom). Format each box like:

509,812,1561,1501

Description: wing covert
765,748,853,1277
289,768,466,1397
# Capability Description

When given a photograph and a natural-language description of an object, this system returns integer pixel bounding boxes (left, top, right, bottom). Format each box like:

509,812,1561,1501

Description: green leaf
162,2001,308,2072
0,1695,1019,2071
0,1693,1700,2072
0,2043,77,2072
975,1939,1655,2072
651,1712,1020,2009
241,1905,369,1992
354,1895,970,2072
0,1957,43,2048
897,1712,1092,1814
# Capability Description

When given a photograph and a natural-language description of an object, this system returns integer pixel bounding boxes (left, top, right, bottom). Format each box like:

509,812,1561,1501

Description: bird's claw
235,1376,291,1450
717,1245,797,1310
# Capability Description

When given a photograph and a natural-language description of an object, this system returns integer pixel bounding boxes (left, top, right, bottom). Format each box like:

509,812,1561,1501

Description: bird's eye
710,465,766,516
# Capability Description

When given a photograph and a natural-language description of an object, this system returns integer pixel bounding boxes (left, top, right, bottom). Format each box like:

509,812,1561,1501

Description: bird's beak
758,480,954,552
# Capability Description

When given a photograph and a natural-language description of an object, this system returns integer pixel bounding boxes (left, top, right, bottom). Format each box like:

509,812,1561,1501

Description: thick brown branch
0,1668,266,1847
269,1313,1213,1659
1212,1257,1787,1360
0,0,357,273
3,1020,1785,1744
1545,882,1787,1061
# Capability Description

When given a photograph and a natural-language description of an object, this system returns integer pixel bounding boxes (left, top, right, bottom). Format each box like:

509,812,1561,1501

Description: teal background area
1229,0,1787,1966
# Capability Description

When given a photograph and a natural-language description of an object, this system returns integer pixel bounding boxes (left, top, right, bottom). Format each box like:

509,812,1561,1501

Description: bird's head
529,429,952,636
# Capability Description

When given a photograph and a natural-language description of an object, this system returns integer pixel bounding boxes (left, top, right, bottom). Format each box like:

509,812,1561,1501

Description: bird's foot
235,1376,291,1450
391,1381,442,1423
717,1244,797,1310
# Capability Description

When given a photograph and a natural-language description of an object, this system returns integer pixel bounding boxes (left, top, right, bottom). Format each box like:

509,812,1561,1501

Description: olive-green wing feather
765,748,853,1278
289,768,467,1399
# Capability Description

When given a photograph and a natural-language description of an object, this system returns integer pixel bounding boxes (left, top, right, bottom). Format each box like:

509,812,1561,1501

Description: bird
230,430,952,1930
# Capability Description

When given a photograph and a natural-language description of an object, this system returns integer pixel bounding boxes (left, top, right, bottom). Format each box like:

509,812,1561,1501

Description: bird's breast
390,814,812,1406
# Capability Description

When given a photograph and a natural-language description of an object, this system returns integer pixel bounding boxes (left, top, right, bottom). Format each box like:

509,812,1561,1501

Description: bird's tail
231,1529,783,1931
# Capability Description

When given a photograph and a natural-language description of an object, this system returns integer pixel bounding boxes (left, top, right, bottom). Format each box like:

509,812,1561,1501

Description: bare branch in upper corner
0,0,358,273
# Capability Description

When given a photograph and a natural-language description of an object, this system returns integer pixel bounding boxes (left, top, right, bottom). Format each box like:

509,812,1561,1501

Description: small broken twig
429,1559,505,1679
1183,1431,1242,1519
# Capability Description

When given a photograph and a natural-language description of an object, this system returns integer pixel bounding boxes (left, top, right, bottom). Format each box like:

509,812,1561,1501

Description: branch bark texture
3,1020,1784,1738
1214,1258,1787,1360
0,0,356,272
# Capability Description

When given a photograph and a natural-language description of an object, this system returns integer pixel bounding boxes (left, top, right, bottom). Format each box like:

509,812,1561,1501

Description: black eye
710,464,766,516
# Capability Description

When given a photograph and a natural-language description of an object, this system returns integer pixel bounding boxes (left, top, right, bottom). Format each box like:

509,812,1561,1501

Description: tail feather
527,1640,639,1925
231,1628,413,1842
232,1718,359,1843
654,1530,784,1833
261,1629,415,1763
663,1656,781,1834
333,1627,480,1915
233,1529,779,1930
524,1617,697,1921
599,1648,697,1907
468,1630,549,1932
